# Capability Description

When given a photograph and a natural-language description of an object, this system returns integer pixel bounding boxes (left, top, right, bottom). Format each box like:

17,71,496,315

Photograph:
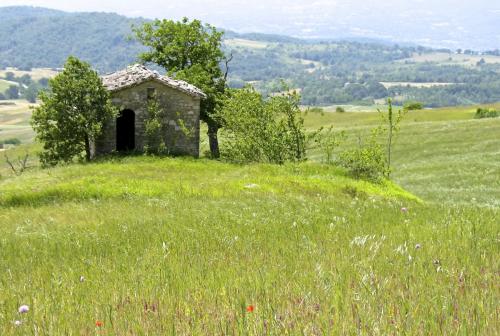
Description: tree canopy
134,17,230,157
31,56,116,166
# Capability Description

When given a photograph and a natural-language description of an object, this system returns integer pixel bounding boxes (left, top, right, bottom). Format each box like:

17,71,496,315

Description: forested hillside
1,6,500,107
0,6,146,72
227,41,500,107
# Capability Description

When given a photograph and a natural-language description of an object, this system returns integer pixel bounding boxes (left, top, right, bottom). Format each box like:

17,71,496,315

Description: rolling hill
0,5,498,335
0,6,146,72
1,6,500,107
0,151,498,334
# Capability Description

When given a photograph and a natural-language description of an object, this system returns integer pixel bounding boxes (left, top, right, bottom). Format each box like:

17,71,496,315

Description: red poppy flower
95,320,104,327
246,305,254,312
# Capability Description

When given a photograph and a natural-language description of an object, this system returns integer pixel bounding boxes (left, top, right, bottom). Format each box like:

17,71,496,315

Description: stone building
94,64,206,157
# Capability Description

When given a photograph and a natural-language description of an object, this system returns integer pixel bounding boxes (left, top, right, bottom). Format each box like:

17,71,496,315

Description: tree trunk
207,123,220,159
84,134,91,162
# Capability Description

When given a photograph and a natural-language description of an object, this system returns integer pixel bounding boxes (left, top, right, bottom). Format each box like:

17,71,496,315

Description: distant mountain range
2,5,497,73
0,6,303,72
205,1,500,51
1,6,499,108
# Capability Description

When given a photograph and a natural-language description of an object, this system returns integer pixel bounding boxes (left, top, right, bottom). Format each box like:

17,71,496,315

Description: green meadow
0,104,499,334
305,103,500,206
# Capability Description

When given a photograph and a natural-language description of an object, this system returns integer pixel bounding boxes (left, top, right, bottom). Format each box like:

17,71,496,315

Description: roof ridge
101,64,206,98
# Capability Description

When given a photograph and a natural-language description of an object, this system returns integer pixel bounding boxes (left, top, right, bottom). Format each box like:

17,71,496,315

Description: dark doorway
116,109,135,151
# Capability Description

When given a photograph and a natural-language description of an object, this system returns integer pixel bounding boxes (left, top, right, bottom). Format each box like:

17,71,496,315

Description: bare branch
19,153,29,174
4,153,17,175
4,152,29,176
223,52,234,83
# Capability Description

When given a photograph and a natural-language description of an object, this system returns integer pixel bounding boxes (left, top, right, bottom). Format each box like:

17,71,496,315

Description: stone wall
94,79,201,157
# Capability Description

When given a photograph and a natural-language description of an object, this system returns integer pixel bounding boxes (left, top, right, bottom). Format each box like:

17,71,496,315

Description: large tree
31,56,116,166
134,17,230,158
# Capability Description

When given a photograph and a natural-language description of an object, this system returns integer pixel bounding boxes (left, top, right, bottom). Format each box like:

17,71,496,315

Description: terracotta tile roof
101,64,206,98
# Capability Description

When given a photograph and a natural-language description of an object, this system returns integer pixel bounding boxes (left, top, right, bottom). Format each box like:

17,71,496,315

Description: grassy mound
0,157,417,207
0,157,497,334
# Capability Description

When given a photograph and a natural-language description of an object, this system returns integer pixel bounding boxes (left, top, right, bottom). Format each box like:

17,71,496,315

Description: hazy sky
2,0,499,48
2,0,497,22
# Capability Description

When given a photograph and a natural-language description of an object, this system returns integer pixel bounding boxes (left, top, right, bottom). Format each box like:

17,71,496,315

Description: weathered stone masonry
93,64,206,157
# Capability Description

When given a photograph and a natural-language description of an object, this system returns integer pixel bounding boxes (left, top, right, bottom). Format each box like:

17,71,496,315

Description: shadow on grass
0,187,118,208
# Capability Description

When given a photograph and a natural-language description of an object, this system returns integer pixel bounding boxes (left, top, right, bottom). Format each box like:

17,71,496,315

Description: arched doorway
116,109,135,151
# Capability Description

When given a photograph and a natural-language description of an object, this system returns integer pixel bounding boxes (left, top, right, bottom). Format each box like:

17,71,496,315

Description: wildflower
14,320,22,326
80,275,85,282
401,207,408,213
246,305,254,313
95,320,104,327
415,243,421,250
18,305,29,314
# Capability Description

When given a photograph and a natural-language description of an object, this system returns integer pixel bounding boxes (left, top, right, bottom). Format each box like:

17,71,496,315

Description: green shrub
338,131,387,182
217,86,307,164
308,107,324,114
144,98,167,155
335,106,346,113
0,138,21,145
312,126,346,164
342,185,368,199
403,101,424,111
474,108,499,119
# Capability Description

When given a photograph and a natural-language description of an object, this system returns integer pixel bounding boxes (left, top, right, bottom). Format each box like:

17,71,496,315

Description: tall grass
0,104,499,334
305,108,500,206
0,157,498,334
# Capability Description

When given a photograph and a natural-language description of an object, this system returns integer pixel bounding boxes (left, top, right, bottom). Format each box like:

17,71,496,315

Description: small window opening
147,88,156,100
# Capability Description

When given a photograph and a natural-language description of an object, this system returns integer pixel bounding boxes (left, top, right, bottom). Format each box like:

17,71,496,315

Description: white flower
14,320,22,326
18,305,29,314
80,275,85,282
415,243,421,250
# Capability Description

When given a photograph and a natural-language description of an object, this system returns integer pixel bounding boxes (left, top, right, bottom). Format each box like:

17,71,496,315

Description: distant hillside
0,6,61,19
1,6,499,107
0,6,146,72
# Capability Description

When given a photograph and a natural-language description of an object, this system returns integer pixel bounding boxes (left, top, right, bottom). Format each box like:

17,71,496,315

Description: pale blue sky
2,1,497,23
2,0,499,48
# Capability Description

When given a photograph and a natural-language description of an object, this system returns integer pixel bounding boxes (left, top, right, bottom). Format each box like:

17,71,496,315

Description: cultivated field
379,82,457,89
224,38,270,49
0,67,59,81
0,103,499,334
0,79,19,92
399,52,500,67
0,100,36,144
